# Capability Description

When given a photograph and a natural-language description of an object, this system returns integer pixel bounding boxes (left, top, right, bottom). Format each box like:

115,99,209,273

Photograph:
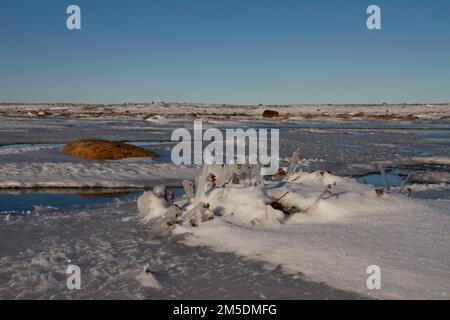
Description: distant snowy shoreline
1,103,449,121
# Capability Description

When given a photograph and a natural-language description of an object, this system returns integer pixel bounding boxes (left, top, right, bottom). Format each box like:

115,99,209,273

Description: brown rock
60,139,159,160
262,110,280,118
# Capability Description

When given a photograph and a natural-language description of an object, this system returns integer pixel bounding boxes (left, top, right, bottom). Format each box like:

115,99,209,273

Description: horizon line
1,101,449,106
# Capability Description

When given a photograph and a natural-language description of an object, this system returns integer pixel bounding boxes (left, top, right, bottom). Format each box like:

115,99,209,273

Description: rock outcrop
60,139,159,160
262,110,280,118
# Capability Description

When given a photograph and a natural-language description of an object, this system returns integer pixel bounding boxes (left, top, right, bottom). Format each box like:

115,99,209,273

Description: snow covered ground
1,102,449,121
0,112,449,299
160,171,450,300
0,159,198,188
0,200,362,299
1,116,449,188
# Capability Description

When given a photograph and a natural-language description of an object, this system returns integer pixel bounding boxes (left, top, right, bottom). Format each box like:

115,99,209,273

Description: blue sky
1,0,449,104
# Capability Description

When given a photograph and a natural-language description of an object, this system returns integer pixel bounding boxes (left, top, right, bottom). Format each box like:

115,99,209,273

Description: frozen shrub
179,203,214,227
194,164,262,197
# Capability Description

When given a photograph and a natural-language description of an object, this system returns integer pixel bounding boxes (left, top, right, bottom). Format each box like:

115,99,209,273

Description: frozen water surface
0,114,449,299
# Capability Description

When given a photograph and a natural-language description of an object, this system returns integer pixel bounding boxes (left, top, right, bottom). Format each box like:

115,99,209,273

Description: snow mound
138,164,413,227
193,185,284,225
138,162,450,299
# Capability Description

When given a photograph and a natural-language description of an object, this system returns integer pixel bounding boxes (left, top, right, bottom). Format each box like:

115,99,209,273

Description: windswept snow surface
0,200,362,299
167,171,450,300
0,159,199,188
0,144,64,155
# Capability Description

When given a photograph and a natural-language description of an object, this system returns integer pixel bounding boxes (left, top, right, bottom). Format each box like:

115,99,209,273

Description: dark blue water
0,191,140,212
422,137,450,143
416,129,450,143
0,187,184,213
356,169,405,188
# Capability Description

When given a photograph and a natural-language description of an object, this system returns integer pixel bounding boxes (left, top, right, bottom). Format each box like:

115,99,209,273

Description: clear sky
1,0,449,104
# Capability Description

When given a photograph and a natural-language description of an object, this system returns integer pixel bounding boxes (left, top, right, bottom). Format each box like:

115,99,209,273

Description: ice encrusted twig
377,163,391,191
182,180,194,200
303,184,333,215
399,172,411,194
285,150,303,180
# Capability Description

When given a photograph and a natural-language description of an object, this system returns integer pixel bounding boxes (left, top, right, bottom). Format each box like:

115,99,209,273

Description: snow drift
0,160,199,188
138,162,450,299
